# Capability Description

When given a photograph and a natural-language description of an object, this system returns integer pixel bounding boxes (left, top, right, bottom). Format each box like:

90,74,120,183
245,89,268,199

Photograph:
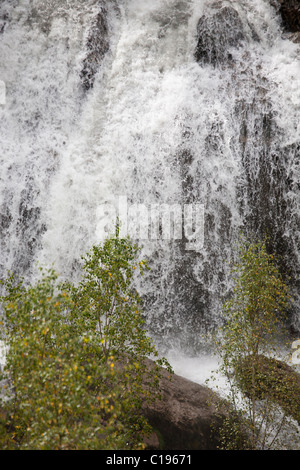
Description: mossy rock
235,354,300,424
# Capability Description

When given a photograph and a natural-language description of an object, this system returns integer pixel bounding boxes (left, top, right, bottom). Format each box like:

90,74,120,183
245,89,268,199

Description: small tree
215,238,295,450
63,225,171,447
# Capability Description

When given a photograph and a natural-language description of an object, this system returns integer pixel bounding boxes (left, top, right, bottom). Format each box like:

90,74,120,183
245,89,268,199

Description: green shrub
215,238,297,450
0,226,171,449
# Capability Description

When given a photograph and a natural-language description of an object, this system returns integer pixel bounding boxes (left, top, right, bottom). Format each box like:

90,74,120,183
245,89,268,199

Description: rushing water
0,0,300,352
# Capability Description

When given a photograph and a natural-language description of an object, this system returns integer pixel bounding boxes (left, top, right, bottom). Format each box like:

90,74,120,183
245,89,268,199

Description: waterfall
0,0,300,353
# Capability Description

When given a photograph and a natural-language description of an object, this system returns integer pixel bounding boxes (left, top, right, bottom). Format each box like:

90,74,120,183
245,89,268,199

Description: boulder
142,360,238,450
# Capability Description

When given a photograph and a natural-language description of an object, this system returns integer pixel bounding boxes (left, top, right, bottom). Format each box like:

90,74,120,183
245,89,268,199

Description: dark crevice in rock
80,7,109,91
0,12,9,34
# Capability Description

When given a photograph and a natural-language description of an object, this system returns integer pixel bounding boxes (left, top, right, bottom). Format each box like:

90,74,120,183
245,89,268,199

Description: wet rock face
194,4,254,66
80,8,109,90
278,0,300,33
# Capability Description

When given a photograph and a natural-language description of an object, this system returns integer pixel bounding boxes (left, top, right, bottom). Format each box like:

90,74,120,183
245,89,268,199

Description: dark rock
194,4,257,66
278,0,300,32
80,8,109,91
0,13,9,34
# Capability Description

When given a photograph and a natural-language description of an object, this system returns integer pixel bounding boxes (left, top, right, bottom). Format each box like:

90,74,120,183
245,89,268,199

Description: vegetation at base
235,354,300,425
0,225,171,450
214,237,300,450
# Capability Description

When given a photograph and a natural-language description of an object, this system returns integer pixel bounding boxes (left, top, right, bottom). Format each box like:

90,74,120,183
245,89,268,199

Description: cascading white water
0,0,300,353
